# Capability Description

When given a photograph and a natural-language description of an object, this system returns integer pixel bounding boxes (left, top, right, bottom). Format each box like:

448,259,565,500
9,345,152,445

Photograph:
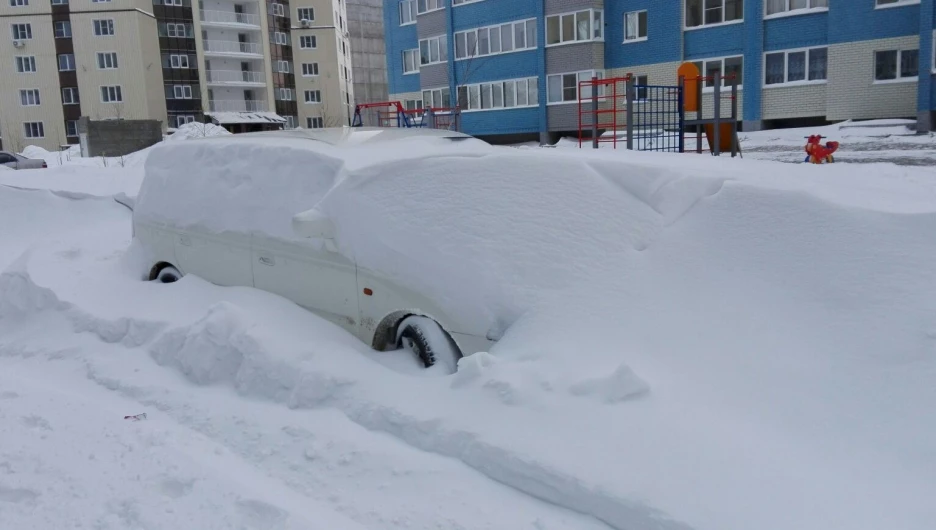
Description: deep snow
1,130,935,530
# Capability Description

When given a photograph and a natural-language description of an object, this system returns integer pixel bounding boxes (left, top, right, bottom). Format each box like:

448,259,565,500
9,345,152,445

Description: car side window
0,153,17,164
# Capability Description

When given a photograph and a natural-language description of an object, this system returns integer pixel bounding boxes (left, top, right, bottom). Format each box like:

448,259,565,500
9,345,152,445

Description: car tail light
41,162,47,168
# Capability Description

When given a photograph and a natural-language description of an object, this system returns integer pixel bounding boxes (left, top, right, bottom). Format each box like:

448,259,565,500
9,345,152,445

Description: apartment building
384,0,936,143
0,0,353,151
347,0,388,104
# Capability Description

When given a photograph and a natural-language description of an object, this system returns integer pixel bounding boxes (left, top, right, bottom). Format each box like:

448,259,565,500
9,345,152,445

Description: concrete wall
762,84,827,120
78,117,162,157
826,35,920,121
347,0,388,105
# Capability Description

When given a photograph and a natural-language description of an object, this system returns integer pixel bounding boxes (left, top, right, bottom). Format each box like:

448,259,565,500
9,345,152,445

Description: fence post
626,76,635,150
591,76,598,149
678,77,685,154
713,71,722,157
696,77,703,154
731,77,739,157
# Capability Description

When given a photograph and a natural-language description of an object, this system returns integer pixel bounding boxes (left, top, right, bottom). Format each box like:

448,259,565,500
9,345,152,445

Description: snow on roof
205,111,287,125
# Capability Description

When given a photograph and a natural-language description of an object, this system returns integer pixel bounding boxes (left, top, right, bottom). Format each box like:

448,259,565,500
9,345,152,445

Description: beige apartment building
0,0,354,152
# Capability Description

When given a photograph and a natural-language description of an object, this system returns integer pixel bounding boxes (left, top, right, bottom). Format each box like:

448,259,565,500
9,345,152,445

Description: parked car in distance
0,150,47,170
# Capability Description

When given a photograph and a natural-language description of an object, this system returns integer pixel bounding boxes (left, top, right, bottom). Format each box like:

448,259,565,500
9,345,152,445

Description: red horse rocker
804,135,839,164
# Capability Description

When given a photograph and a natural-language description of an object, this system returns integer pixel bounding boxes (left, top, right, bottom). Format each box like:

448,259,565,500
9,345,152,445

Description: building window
273,32,288,45
52,0,68,4
399,0,416,24
403,99,423,110
547,70,603,103
300,35,317,48
402,48,419,73
172,85,193,99
161,23,193,38
302,62,319,76
623,10,647,42
297,7,314,21
270,3,284,16
276,60,290,73
62,87,79,105
546,9,603,46
164,0,183,5
304,89,321,103
875,0,920,6
453,0,483,4
15,56,36,73
634,75,649,101
19,89,40,106
419,35,447,65
766,0,828,16
65,120,78,137
277,88,293,100
54,21,72,38
97,52,118,69
93,19,115,36
9,0,28,6
91,0,111,3
101,85,123,103
690,56,743,88
12,23,32,40
421,86,450,108
874,49,918,81
23,122,44,138
685,0,743,28
457,77,538,111
169,54,189,68
307,116,324,128
58,53,75,71
171,115,195,128
455,18,536,60
416,0,442,15
765,47,827,85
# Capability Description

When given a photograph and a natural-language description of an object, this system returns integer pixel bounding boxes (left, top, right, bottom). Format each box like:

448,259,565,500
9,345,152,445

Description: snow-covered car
0,150,47,170
134,127,498,372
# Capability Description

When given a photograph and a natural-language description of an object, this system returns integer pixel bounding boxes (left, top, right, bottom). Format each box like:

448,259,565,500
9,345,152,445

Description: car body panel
0,151,46,170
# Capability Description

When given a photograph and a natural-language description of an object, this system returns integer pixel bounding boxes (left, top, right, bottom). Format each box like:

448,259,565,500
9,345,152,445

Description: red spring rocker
804,135,839,164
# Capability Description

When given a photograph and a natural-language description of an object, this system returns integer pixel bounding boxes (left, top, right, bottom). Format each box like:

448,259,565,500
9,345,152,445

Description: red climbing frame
577,75,631,149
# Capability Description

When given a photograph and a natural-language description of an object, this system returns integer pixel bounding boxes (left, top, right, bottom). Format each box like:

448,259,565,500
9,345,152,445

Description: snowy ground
1,125,935,530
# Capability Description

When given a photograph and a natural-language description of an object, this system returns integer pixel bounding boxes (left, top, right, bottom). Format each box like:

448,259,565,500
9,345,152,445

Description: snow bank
166,122,231,142
20,145,52,160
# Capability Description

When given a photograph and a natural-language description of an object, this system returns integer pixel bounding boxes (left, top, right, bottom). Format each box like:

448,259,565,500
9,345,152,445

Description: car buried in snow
133,127,498,373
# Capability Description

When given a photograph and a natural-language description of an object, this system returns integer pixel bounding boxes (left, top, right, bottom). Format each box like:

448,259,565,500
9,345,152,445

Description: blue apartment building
383,0,934,143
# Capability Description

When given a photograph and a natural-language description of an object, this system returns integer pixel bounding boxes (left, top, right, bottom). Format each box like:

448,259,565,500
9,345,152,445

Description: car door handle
258,255,275,266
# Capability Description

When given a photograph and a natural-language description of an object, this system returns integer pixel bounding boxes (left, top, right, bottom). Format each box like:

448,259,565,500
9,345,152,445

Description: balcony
208,99,268,112
202,39,263,57
206,69,266,87
199,10,261,29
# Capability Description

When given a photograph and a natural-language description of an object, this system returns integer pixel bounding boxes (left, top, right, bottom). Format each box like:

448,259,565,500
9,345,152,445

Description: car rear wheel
153,265,182,284
396,315,461,374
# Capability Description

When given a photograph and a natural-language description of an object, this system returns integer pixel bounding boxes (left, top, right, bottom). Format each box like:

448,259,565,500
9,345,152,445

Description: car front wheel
396,315,461,374
153,265,182,284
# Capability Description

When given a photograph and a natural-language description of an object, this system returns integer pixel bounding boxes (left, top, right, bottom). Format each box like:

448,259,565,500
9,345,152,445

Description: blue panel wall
684,23,745,60
763,12,828,51
450,0,538,31
743,0,764,122
827,0,918,44
921,0,935,111
452,50,540,85
604,0,682,68
460,107,541,135
385,0,420,94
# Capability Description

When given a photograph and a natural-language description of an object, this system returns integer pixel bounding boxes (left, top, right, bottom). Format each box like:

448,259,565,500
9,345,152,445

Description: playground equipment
577,62,741,157
350,101,461,131
804,135,839,164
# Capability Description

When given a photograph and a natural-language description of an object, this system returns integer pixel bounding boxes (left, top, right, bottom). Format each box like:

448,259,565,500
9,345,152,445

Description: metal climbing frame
577,75,685,153
426,107,460,132
351,101,414,128
682,72,740,157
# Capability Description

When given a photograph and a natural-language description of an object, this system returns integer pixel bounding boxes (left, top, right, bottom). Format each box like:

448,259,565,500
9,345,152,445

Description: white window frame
454,18,537,60
300,35,317,48
873,48,919,83
623,10,647,43
164,0,183,6
301,62,319,76
304,89,322,103
689,55,744,91
173,85,193,99
270,3,285,16
93,19,115,37
399,0,416,24
15,56,36,73
764,0,829,19
546,70,604,105
274,31,288,45
58,53,75,71
307,116,324,129
403,98,423,111
169,54,189,68
23,122,44,139
277,87,293,101
402,48,419,73
685,0,744,30
763,46,828,87
276,60,290,73
421,86,451,109
545,9,603,47
12,23,32,40
416,0,442,15
453,0,483,5
100,85,123,103
66,120,79,137
874,0,920,9
54,21,72,39
96,51,118,69
297,7,314,21
418,34,447,65
10,0,28,7
19,89,40,106
91,0,111,3
165,23,191,37
62,87,79,105
458,76,538,112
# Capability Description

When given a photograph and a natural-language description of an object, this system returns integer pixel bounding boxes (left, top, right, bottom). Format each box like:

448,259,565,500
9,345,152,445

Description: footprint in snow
20,415,52,431
0,484,39,504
